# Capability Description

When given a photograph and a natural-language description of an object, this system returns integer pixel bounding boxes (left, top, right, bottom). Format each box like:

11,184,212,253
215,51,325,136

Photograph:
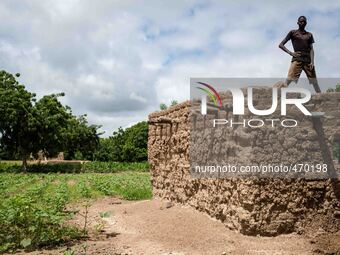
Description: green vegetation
63,115,101,160
94,121,148,162
171,100,178,106
159,100,178,110
82,161,149,173
0,70,100,171
0,161,149,173
0,70,151,166
0,70,152,253
326,83,340,92
159,103,167,110
0,171,151,253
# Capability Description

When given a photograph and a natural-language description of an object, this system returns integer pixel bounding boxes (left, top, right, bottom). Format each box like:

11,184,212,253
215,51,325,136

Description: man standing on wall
278,16,321,93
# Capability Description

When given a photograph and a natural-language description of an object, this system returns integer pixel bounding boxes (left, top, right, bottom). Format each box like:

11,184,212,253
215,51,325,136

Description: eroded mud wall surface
148,90,340,236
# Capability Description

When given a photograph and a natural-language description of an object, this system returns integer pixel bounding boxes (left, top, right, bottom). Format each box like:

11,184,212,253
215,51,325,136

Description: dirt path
17,198,340,255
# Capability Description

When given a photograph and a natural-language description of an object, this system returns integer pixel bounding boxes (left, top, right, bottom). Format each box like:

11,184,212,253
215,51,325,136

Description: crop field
0,171,151,253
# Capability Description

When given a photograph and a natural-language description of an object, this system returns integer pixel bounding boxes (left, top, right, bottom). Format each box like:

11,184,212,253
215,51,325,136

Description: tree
63,115,101,160
0,71,37,170
0,70,101,170
33,93,73,158
93,138,116,162
93,121,148,162
110,127,126,162
121,121,148,162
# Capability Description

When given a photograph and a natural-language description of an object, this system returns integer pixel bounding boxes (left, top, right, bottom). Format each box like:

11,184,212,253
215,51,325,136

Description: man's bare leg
308,77,321,93
273,79,294,89
312,81,321,93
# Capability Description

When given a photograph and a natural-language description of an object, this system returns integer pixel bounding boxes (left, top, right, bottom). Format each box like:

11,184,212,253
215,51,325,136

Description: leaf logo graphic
196,82,222,107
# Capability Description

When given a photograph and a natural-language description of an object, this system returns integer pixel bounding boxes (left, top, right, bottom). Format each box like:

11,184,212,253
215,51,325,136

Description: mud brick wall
148,88,340,236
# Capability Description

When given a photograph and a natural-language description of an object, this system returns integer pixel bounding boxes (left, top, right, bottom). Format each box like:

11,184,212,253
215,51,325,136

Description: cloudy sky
1,0,339,136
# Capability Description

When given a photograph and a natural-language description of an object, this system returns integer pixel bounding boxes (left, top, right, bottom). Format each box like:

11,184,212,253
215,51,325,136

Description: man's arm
309,33,315,69
279,31,301,58
310,44,314,69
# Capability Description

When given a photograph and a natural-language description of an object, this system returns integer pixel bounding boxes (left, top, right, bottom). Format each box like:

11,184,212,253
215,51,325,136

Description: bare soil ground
15,198,340,255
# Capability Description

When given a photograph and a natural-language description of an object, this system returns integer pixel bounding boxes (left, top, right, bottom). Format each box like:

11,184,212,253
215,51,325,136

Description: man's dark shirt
284,29,315,63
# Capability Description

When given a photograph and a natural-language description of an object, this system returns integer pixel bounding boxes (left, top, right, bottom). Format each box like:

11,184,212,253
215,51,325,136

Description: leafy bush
326,83,340,92
0,162,21,173
27,162,82,173
0,162,82,173
82,161,149,173
0,161,149,174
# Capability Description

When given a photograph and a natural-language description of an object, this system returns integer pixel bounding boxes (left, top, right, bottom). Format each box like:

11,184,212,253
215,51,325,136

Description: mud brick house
148,87,340,236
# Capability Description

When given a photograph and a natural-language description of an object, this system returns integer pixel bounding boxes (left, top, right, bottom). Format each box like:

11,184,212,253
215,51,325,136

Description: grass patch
0,172,151,253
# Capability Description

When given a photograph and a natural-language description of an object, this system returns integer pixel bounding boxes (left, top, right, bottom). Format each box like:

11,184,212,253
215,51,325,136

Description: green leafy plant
159,103,167,110
326,83,340,92
99,211,112,218
0,171,151,253
171,100,178,106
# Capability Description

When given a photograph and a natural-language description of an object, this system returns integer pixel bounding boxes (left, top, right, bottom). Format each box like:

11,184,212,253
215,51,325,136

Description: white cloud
0,0,339,136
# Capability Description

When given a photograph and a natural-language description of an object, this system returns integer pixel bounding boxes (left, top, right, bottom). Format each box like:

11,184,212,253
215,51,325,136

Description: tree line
93,121,148,162
0,70,148,170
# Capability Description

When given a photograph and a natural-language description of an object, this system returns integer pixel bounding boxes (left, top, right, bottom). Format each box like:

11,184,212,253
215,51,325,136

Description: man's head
297,16,307,30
